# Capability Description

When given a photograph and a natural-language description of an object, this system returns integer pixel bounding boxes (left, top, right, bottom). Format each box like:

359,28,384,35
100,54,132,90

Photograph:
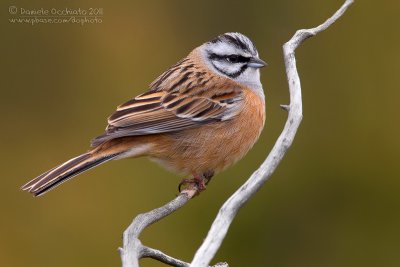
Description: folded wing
91,83,243,147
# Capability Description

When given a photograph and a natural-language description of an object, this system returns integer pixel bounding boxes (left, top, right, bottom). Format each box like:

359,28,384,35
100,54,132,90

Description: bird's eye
226,55,240,63
225,55,249,64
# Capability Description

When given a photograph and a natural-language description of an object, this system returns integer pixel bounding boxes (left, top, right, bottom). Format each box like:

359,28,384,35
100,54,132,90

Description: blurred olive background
1,0,399,266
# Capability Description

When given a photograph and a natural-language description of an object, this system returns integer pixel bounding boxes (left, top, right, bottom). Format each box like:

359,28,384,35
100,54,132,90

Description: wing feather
91,68,244,147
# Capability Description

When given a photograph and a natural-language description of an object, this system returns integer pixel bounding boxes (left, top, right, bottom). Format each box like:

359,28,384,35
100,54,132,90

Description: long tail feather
21,152,121,197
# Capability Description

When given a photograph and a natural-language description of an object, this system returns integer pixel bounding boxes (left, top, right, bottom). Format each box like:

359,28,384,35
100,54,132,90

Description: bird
21,32,267,197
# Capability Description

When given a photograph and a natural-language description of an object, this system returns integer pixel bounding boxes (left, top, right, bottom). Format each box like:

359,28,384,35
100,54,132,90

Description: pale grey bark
120,1,353,266
119,192,193,267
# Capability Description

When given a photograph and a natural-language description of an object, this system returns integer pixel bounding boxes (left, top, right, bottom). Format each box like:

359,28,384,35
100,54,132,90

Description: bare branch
141,246,229,267
120,190,196,267
120,188,230,267
280,104,290,111
141,246,190,267
189,1,354,266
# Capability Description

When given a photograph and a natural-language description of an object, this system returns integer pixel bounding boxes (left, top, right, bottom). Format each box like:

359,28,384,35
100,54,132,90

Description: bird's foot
178,174,207,196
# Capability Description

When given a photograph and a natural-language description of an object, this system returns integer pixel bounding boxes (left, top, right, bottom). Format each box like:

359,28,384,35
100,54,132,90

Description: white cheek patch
212,60,242,75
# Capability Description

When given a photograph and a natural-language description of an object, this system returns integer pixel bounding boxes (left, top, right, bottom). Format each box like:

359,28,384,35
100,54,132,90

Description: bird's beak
247,57,267,69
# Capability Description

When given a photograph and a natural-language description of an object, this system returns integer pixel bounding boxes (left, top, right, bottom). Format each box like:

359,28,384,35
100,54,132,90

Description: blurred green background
1,0,399,266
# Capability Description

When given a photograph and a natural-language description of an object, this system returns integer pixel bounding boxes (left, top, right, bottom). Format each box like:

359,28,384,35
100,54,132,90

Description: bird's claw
178,176,207,195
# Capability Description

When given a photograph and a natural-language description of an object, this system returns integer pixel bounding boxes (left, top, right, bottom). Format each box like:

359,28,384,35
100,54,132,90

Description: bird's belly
149,129,253,175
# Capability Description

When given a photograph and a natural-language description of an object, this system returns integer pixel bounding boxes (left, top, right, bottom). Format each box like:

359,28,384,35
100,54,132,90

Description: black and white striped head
201,32,266,90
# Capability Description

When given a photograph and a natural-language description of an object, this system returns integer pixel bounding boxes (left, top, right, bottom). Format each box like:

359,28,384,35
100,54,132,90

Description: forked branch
120,1,353,266
119,189,228,267
120,190,193,267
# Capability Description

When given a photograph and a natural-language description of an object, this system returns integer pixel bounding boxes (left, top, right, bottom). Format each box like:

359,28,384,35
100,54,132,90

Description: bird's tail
21,151,121,197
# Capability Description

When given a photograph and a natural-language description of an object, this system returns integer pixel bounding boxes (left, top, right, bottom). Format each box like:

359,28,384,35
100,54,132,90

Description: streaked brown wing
91,83,243,147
